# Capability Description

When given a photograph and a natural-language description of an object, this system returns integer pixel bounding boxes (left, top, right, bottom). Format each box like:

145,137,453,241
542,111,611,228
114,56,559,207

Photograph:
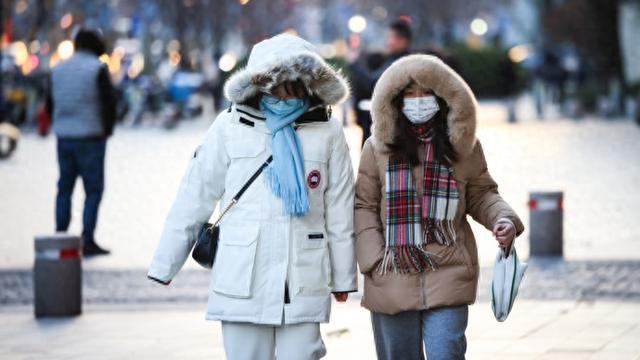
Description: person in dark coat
349,19,413,147
48,29,116,256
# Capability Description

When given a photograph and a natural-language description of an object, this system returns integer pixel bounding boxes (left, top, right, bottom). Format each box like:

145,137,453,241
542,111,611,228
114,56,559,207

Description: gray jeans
371,305,469,360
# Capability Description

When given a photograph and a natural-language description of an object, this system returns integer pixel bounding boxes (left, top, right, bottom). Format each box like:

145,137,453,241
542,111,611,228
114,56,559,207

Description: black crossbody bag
191,155,273,269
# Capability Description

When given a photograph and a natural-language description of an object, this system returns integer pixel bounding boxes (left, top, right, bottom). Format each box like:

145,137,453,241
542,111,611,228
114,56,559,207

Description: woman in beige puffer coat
355,54,524,360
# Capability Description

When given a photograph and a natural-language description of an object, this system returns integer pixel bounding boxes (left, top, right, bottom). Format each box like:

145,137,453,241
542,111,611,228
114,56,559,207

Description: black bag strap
211,155,272,227
232,155,273,201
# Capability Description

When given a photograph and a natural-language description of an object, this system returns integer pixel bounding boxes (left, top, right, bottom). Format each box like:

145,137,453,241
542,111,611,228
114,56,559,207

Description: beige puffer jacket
355,55,524,315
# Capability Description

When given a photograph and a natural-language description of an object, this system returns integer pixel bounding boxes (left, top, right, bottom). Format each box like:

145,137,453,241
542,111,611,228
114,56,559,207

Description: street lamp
10,42,29,66
57,40,74,60
470,18,488,36
60,13,73,30
218,51,237,72
348,15,367,33
508,44,532,63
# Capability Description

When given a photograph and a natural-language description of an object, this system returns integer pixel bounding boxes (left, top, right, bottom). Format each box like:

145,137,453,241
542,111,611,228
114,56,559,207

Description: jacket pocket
455,231,476,279
425,241,467,268
211,224,259,298
292,230,331,296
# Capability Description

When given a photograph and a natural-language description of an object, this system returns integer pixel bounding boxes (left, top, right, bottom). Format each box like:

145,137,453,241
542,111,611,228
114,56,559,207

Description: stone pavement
1,299,639,359
3,258,640,305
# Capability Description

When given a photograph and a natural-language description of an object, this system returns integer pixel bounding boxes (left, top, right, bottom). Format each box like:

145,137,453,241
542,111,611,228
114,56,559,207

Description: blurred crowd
1,0,639,158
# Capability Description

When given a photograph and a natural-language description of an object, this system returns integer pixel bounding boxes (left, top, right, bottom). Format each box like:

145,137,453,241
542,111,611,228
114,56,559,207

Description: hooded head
224,34,350,107
371,54,478,158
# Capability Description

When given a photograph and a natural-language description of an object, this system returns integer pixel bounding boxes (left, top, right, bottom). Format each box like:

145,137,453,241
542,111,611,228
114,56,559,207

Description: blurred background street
1,0,640,359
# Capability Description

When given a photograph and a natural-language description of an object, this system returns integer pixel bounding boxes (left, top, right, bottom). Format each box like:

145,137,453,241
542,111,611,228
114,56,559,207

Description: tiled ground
1,300,638,359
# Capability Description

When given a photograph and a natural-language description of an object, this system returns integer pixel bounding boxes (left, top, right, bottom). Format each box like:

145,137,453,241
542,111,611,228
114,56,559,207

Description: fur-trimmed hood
224,34,350,106
371,54,477,157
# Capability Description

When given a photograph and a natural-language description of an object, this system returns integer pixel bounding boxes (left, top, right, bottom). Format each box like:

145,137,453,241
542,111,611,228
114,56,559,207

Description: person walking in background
354,55,524,360
148,34,357,360
49,28,116,256
349,18,413,147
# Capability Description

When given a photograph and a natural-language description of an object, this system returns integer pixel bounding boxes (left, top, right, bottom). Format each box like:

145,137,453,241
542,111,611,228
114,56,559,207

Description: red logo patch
307,170,321,189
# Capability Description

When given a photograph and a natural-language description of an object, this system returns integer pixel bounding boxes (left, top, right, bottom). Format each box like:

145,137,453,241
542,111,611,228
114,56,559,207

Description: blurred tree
542,0,624,85
235,0,297,43
352,0,512,47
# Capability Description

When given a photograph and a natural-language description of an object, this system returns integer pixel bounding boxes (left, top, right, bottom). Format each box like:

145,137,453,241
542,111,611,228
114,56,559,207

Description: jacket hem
205,313,329,325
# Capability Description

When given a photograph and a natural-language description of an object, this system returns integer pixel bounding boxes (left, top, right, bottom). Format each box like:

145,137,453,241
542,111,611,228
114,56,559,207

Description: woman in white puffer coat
147,34,357,360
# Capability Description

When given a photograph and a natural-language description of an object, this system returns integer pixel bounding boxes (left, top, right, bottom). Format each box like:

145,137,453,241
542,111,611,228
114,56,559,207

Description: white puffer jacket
148,34,357,325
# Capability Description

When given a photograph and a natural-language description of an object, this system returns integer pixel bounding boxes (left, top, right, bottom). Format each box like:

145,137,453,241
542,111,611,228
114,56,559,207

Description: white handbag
491,245,527,322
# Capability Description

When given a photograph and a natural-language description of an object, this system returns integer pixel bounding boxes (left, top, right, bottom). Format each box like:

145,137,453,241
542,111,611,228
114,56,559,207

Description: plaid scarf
379,126,459,274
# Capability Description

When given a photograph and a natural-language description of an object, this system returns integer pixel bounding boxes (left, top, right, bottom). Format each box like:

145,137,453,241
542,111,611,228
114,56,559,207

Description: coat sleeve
96,66,117,137
147,114,230,283
465,141,525,236
324,121,358,293
354,139,385,274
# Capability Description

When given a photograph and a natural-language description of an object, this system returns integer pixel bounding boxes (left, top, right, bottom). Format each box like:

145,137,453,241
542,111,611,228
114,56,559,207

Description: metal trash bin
528,192,563,257
34,234,82,317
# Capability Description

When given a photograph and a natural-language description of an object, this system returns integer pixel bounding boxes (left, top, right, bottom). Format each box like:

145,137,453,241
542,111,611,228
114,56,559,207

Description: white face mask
402,96,440,124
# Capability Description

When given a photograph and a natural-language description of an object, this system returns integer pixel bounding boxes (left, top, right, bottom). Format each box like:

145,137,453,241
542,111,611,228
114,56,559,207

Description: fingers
497,241,511,248
492,223,506,236
494,222,515,236
333,293,348,302
493,221,516,249
496,233,514,241
496,236,514,248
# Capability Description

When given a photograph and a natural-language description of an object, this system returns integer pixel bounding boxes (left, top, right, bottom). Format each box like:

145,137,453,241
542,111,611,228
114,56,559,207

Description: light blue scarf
260,95,310,216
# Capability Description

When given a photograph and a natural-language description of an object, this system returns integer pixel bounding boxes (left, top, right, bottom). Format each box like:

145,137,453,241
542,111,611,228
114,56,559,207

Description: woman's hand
333,292,349,302
492,219,516,249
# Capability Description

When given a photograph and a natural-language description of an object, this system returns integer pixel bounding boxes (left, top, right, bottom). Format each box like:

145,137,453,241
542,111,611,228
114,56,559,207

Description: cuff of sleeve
332,289,358,294
147,273,171,285
496,217,515,227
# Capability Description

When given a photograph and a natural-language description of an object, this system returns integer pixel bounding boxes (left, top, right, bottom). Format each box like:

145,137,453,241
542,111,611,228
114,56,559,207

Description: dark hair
243,80,321,109
74,29,105,57
388,94,458,166
389,19,412,42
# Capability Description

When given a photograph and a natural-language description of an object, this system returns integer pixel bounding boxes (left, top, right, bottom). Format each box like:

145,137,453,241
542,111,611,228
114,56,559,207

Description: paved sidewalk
3,258,640,305
1,299,638,359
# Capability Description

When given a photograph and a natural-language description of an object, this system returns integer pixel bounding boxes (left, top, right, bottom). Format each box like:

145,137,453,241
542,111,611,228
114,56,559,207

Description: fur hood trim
224,34,350,106
371,54,477,157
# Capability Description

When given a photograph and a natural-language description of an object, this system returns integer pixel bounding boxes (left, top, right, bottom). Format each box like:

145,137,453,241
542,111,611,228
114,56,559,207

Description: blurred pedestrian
497,52,519,123
164,61,202,129
148,34,357,360
534,50,568,118
355,55,524,360
350,19,413,147
49,28,116,256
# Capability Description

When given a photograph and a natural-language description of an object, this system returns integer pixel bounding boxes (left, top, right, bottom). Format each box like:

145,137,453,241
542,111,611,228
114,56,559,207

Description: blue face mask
260,95,306,116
